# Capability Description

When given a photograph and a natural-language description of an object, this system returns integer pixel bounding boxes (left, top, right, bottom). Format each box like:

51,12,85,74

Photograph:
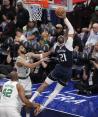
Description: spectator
0,12,15,44
0,0,16,23
73,32,83,52
12,28,27,58
86,23,98,46
16,1,29,28
23,21,39,45
14,28,27,44
89,6,98,28
77,42,98,95
39,31,50,50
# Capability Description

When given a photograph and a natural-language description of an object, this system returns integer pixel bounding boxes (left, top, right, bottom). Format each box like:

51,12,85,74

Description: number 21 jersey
54,43,73,67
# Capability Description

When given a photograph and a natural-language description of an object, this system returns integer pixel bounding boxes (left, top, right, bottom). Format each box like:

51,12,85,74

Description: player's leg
19,77,32,117
29,66,59,102
30,76,54,102
6,107,21,117
42,64,66,107
19,76,32,96
41,82,64,109
46,67,72,107
29,64,60,102
0,106,6,117
34,82,64,116
35,65,72,115
25,77,33,117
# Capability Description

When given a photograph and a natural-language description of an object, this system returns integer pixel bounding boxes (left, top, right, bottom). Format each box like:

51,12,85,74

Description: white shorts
0,106,21,117
19,76,32,96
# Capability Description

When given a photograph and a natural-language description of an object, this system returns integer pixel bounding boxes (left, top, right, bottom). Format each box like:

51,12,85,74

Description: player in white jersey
15,44,49,97
0,71,39,117
15,44,50,117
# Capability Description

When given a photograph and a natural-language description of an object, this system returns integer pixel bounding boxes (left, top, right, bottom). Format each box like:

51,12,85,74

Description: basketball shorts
19,76,32,96
0,106,21,117
48,64,72,86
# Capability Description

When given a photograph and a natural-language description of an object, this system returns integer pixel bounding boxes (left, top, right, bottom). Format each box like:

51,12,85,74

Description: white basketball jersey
15,56,30,77
0,81,22,111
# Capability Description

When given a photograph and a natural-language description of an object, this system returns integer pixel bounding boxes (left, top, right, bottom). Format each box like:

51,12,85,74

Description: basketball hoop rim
23,0,48,8
23,2,41,6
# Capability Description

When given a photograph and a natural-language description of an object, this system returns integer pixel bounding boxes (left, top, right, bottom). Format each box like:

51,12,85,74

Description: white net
24,4,42,21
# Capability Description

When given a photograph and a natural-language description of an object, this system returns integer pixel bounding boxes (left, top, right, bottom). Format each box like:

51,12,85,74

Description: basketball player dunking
29,7,74,115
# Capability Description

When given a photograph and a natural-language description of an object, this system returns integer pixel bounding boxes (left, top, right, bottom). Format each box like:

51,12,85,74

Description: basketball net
22,0,48,21
26,4,43,21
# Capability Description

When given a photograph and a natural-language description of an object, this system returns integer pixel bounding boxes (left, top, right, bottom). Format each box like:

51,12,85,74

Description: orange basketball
55,6,66,18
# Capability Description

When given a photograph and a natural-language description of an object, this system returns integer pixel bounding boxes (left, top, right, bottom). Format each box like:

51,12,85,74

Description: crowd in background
0,0,98,94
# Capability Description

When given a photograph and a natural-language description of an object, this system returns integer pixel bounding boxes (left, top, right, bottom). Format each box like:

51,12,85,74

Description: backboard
23,0,73,11
48,0,73,12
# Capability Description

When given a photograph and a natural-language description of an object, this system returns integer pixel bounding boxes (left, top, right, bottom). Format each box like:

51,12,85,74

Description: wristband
40,54,43,59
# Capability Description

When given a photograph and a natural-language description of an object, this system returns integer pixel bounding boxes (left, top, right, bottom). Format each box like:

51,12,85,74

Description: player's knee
45,77,54,85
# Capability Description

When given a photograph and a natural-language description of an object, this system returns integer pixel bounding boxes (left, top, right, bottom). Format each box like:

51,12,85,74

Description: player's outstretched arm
17,83,40,108
16,57,49,69
64,17,74,36
27,50,52,59
55,7,74,36
55,7,74,51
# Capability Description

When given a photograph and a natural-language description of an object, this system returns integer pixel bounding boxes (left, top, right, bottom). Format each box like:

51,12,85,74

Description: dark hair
16,2,23,7
16,28,23,33
57,35,64,40
5,12,15,20
57,35,65,44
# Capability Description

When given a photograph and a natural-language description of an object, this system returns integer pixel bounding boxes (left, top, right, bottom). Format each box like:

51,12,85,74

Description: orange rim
23,0,48,8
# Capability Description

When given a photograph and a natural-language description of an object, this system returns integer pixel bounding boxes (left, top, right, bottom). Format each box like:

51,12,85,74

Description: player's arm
26,53,49,68
27,50,52,59
64,17,74,51
16,58,49,69
64,17,74,37
41,50,52,58
17,83,39,108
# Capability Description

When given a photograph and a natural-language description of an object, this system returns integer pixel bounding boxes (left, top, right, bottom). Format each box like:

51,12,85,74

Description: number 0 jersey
0,81,22,110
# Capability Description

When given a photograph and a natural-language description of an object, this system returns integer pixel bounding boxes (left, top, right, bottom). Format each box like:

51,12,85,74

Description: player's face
57,36,64,45
56,27,63,33
18,45,26,54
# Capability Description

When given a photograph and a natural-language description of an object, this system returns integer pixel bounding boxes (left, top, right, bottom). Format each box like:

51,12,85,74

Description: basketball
55,6,66,18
